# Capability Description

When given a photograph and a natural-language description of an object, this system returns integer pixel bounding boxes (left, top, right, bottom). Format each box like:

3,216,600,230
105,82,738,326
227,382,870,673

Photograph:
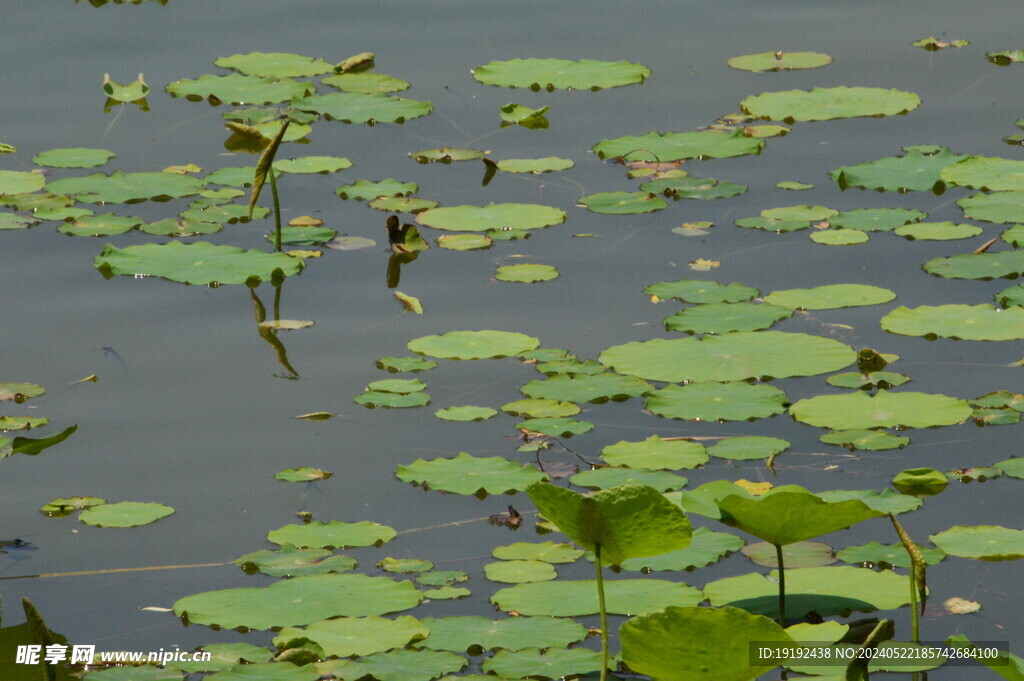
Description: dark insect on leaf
488,505,523,529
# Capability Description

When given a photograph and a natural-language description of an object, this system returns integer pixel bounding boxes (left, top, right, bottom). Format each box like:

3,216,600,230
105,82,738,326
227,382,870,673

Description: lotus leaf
0,210,39,229
1,425,77,460
837,541,944,569
484,560,556,584
646,382,789,422
763,284,896,310
940,156,1024,191
473,58,650,91
535,358,604,375
741,86,921,122
895,221,983,240
644,279,759,304
881,304,1024,340
728,51,832,72
79,501,174,528
577,191,667,214
94,241,301,285
274,156,352,174
829,207,926,231
622,606,795,681
234,545,356,578
601,435,707,470
204,166,256,187
995,457,1024,479
434,406,496,422
717,487,883,545
167,73,315,105
958,190,1024,223
408,330,539,359
593,130,764,162
376,356,436,373
971,391,1024,410
274,467,332,482
355,390,430,408
267,520,395,549
496,102,550,129
170,643,273,674
487,227,530,240
318,650,466,681
140,218,221,237
396,452,546,495
762,205,837,221
214,52,333,78
0,383,46,402
810,229,869,245
570,467,688,491
0,170,46,196
930,525,1024,560
516,417,594,437
416,570,468,587
33,147,115,168
39,496,105,516
492,578,703,616
47,171,204,204
293,92,433,123
987,50,1024,65
501,398,579,418
268,226,336,246
831,145,965,192
742,540,837,569
366,378,427,394
792,391,970,429
0,416,48,431
323,73,410,93
664,302,792,334
816,489,922,515
0,192,71,210
826,371,910,390
422,586,471,600
605,527,743,572
482,647,603,679
948,635,1024,681
497,157,574,174
735,216,811,232
520,372,653,403
370,196,439,213
376,558,433,574
336,179,416,201
417,615,586,652
410,147,486,164
641,175,747,200
417,203,565,232
914,37,970,50
778,180,814,190
709,437,790,461
493,542,583,564
274,616,428,658
973,407,1021,425
705,566,912,615
1001,224,1024,248
182,204,269,225
204,662,318,681
496,263,559,282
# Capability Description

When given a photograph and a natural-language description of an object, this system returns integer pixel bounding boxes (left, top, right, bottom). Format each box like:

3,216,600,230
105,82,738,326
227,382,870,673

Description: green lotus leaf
578,191,667,214
881,304,1024,340
167,73,315,105
0,170,46,196
941,156,1024,191
646,382,788,422
94,241,302,285
763,284,896,310
140,218,222,237
181,203,268,224
46,170,204,204
515,417,594,437
601,435,708,470
0,192,71,210
274,616,428,658
169,642,273,674
526,483,692,566
268,226,336,246
958,190,1024,223
175,573,422,630
473,58,650,91
336,179,417,201
520,372,653,403
971,391,1024,410
293,92,432,123
434,405,497,422
622,605,794,681
482,647,603,679
492,578,703,616
318,650,466,681
1001,224,1024,248
417,203,565,232
487,227,531,240
777,180,814,190
569,467,687,491
829,207,926,231
274,156,352,174
1,425,77,460
914,37,970,50
534,358,605,375
665,302,792,334
0,415,48,431
214,52,333,78
709,437,790,461
995,457,1024,479
355,390,430,408
735,216,811,232
895,221,983,240
501,398,579,418
267,520,396,549
762,205,838,222
831,145,966,192
741,86,921,122
601,331,855,383
947,465,1004,481
792,391,970,429
39,495,105,517
837,541,945,569
728,51,832,72
234,545,356,578
484,560,557,584
323,73,410,93
813,489,919,516
644,279,759,304
370,196,439,213
430,234,488,252
496,263,559,282
717,487,883,545
414,586,472,599
926,249,1024,280
417,615,587,652
496,157,574,173
603,527,743,572
0,142,15,153
201,662,317,681
274,467,332,483
593,130,764,162
948,634,1024,681
410,147,486,163
930,525,1024,560
409,330,539,359
641,175,747,200
416,570,468,587
742,541,837,568
973,407,1021,425
366,378,427,394
33,147,115,169
396,452,546,495
810,229,870,245
0,210,39,229
493,541,584,564
987,50,1024,65
826,371,910,390
374,558,432,574
79,501,174,528
705,566,912,616
376,356,437,373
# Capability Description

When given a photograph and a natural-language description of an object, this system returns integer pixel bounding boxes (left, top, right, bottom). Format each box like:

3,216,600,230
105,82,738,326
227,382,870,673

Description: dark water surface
2,0,1022,675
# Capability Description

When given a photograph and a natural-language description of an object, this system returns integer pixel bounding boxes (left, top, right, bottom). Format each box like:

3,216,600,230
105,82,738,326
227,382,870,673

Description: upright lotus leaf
293,92,433,124
215,52,334,78
940,156,1024,191
621,606,795,681
646,382,789,422
416,204,566,232
46,170,204,204
33,148,115,169
741,86,921,122
167,73,315,105
958,190,1024,223
645,279,759,304
881,304,1024,340
924,251,1024,279
274,616,428,658
728,51,832,72
614,527,745,571
764,284,896,310
409,330,539,359
593,130,764,162
417,616,587,653
831,146,966,192
396,452,547,495
473,58,650,91
930,525,1024,560
94,242,302,285
323,73,410,93
791,391,971,429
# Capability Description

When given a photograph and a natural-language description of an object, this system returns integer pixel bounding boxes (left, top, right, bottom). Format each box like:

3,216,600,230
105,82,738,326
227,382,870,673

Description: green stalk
775,543,787,626
908,568,919,643
595,543,608,681
269,168,282,253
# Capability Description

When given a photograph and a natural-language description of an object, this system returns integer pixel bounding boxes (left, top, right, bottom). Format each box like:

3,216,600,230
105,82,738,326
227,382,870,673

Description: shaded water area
2,1,1022,678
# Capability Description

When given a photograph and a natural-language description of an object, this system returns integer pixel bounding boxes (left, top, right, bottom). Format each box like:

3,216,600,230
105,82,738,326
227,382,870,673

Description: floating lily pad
593,130,764,162
742,541,837,568
215,52,333,78
501,398,579,418
274,156,353,174
764,284,896,310
764,205,838,222
0,210,39,229
140,218,221,237
204,166,256,187
515,417,594,437
355,391,430,408
323,73,410,93
973,407,1020,425
612,527,745,572
483,648,603,679
837,541,944,569
602,435,708,470
914,37,970,50
0,416,48,431
410,147,486,164
741,86,921,122
1001,224,1024,247
971,391,1024,410
520,372,653,403
709,437,790,461
995,457,1024,479
324,236,375,251
319,650,465,681
778,181,814,190
958,190,1024,223
33,147,115,169
235,545,356,578
930,525,1024,560
0,383,45,403
434,406,497,422
79,501,174,528
417,616,586,653
396,452,546,495
577,191,667,214
534,359,605,375
735,216,811,232
600,331,855,383
421,587,471,601
827,371,910,390
269,226,336,246
376,356,437,373
727,51,832,72
293,92,433,124
641,175,747,200
40,496,105,517
366,378,427,394
492,579,703,616
409,330,539,359
882,304,1024,340
496,263,559,282
830,208,926,231
375,558,434,575
493,541,584,564
484,560,556,584
831,146,966,192
792,391,971,429
417,204,566,232
941,156,1024,191
47,171,204,204
925,250,1024,279
94,241,302,285
496,157,574,173
817,488,922,515
275,615,427,659
370,196,439,213
895,221,983,240
569,467,687,491
336,179,417,200
665,302,792,334
0,170,46,196
268,520,396,549
646,382,789,421
473,58,650,91
645,279,759,304
274,467,332,482
167,73,315,105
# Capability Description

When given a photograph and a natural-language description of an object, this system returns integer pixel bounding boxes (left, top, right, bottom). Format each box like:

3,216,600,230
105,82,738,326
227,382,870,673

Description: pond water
2,1,1022,678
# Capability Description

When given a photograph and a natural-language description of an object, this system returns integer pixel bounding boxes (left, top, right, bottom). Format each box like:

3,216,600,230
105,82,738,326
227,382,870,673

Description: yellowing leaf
735,479,773,496
395,291,424,314
163,164,202,174
688,258,720,271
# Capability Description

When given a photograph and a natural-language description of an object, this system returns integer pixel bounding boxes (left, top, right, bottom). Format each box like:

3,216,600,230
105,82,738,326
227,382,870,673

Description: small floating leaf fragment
913,37,969,50
258,319,314,331
164,163,202,175
275,467,333,482
295,412,335,420
944,597,981,614
268,520,396,549
594,130,764,162
366,378,426,394
355,391,430,408
275,156,353,174
40,496,106,517
410,147,487,164
987,50,1024,66
288,216,323,227
687,258,720,271
777,180,813,190
672,221,714,236
0,143,16,154
377,557,434,574
394,291,424,314
727,51,832,72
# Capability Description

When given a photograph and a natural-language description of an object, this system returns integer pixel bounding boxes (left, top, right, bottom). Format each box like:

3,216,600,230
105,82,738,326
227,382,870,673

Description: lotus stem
909,569,919,643
270,167,282,252
595,543,608,681
775,543,786,626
